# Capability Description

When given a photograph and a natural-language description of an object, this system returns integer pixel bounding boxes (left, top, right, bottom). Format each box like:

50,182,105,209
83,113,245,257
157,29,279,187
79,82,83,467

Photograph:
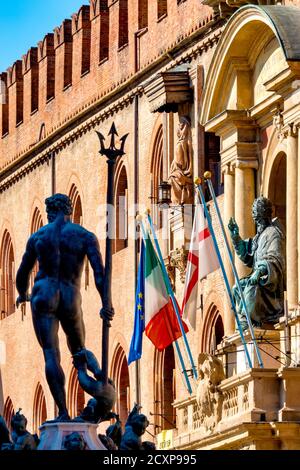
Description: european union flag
128,240,145,365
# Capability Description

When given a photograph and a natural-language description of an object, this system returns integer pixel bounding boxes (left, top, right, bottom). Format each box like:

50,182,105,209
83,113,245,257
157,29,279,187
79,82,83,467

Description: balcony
173,366,300,450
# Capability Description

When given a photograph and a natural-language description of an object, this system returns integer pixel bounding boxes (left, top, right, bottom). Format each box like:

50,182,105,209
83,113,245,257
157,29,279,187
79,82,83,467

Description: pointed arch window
151,124,163,228
33,383,47,434
30,208,44,290
68,185,89,288
115,165,128,253
3,397,14,433
204,132,223,200
0,231,15,319
68,367,85,419
202,304,224,355
111,345,130,426
69,184,83,225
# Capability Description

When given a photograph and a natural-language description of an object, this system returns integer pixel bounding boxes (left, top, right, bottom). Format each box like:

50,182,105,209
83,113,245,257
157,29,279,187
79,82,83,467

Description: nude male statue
16,194,113,421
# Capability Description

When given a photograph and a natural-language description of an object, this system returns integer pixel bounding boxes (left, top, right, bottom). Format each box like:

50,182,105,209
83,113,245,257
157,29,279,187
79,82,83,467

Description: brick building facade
1,0,300,450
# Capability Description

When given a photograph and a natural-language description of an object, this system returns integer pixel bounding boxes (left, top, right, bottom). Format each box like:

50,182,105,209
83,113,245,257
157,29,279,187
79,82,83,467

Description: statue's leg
58,285,85,355
85,350,102,379
31,304,69,420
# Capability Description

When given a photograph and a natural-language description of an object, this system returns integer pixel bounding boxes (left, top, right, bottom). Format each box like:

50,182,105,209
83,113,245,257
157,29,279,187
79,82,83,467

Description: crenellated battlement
38,33,55,62
72,5,91,32
0,0,215,170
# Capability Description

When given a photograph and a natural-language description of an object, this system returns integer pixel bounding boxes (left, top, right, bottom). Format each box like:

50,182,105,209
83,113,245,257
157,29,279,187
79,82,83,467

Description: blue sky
0,0,90,72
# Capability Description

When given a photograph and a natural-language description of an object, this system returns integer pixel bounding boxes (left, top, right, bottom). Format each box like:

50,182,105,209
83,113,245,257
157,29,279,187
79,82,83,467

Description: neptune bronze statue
16,194,115,422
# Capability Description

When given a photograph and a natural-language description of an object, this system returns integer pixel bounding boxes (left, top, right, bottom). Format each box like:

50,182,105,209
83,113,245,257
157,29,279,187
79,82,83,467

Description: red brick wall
0,0,212,170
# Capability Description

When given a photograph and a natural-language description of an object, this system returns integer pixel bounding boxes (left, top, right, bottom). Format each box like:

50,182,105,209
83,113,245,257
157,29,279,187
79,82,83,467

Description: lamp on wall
158,181,172,207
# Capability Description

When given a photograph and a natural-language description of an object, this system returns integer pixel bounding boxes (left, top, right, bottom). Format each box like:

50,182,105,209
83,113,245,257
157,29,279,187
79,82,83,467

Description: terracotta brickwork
0,0,212,170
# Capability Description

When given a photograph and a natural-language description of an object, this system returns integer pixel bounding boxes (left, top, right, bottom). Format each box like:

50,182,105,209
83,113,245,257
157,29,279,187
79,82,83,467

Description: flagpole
138,217,193,394
204,173,263,368
135,359,141,405
146,211,198,380
195,179,253,369
135,237,141,406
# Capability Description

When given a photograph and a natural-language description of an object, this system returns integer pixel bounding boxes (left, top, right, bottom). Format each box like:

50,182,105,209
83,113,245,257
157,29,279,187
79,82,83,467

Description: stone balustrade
172,366,300,450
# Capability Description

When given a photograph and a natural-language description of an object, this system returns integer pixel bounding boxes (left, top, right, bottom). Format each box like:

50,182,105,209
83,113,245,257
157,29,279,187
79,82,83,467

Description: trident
96,123,128,384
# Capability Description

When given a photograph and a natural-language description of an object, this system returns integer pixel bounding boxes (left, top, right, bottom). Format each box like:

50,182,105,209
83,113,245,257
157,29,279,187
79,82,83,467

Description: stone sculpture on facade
15,194,115,422
228,196,286,330
168,116,193,205
196,354,225,432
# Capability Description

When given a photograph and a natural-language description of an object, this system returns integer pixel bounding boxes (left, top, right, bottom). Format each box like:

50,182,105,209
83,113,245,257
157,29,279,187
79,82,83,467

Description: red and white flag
182,204,219,329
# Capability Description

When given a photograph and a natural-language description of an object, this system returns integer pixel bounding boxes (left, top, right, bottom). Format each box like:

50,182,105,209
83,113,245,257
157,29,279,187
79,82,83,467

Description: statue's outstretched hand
228,217,239,238
249,270,261,286
100,306,115,324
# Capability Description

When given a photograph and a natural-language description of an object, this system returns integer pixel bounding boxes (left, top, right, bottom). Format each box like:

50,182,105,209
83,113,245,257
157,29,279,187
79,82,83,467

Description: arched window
33,383,47,433
157,0,167,20
68,367,85,419
119,0,128,49
111,345,130,426
3,397,14,433
0,230,15,319
30,208,44,291
69,184,83,225
202,304,224,354
138,0,148,30
69,185,89,288
268,152,286,232
114,165,128,254
153,345,176,434
204,132,223,200
151,125,163,227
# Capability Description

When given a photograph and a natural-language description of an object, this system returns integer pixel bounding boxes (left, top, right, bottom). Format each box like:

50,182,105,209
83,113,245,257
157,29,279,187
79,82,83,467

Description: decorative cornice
273,106,300,142
0,91,137,193
144,68,193,113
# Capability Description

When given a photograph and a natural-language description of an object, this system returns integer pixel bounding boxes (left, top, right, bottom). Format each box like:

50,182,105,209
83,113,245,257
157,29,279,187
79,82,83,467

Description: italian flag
144,236,188,351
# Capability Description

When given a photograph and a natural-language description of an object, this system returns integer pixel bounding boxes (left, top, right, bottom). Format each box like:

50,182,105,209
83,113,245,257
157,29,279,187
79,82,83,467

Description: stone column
223,164,236,336
286,124,298,308
234,161,256,277
298,125,300,304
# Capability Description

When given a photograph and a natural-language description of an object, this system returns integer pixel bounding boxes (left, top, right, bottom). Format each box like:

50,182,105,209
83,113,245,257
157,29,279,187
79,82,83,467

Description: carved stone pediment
144,66,193,113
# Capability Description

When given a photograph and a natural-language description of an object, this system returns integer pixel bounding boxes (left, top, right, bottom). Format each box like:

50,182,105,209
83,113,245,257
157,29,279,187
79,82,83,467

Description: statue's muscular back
32,218,92,287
